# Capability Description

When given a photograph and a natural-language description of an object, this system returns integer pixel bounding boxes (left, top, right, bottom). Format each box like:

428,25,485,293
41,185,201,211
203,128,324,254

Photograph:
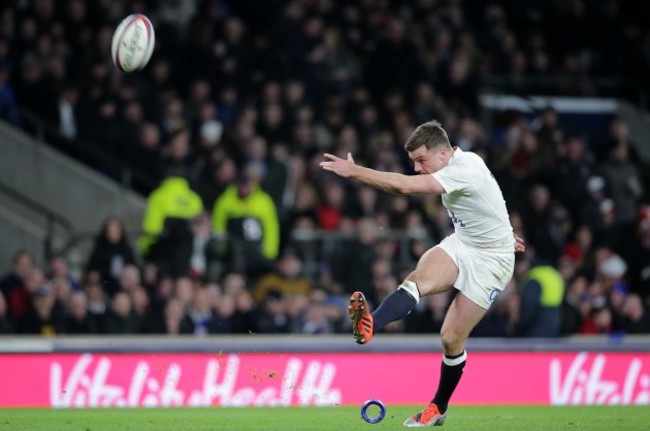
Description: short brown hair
404,120,451,152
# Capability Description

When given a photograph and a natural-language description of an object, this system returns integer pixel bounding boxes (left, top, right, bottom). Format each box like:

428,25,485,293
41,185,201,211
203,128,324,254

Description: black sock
371,288,417,333
432,350,467,414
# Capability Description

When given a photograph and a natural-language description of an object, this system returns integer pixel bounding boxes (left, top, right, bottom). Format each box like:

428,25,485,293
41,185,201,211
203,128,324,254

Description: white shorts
437,233,515,309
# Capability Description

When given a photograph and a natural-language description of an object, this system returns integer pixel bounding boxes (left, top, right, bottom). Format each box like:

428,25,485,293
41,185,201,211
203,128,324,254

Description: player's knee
406,270,420,284
406,271,429,296
440,327,465,355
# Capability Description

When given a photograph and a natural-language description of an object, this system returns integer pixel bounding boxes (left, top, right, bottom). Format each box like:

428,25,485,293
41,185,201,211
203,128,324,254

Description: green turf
0,405,647,431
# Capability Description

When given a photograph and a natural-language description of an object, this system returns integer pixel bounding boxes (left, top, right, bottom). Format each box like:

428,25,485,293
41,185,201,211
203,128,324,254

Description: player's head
404,120,452,152
404,120,453,174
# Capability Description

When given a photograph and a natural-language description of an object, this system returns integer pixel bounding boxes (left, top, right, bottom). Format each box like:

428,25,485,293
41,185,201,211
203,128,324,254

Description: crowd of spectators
1,0,649,337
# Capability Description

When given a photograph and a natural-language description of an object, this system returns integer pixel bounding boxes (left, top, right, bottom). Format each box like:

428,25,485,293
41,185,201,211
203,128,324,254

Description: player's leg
404,292,487,427
433,292,486,410
349,245,457,344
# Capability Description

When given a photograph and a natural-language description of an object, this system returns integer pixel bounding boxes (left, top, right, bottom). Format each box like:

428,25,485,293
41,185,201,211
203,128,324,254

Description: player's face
408,145,444,174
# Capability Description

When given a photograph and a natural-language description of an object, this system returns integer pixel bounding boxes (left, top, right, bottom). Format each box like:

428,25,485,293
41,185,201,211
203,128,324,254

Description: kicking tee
432,148,514,249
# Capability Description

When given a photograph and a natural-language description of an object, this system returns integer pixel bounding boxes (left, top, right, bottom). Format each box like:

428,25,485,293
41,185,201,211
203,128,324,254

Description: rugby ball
111,14,155,72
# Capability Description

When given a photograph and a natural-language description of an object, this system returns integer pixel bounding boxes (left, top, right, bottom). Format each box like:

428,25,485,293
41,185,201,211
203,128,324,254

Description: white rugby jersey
432,148,514,249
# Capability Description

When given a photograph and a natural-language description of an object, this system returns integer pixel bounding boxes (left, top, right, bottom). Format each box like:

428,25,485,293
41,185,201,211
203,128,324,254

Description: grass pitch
0,405,647,430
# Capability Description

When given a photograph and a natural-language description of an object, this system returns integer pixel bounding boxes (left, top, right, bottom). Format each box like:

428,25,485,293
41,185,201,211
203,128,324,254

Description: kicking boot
403,403,446,427
348,291,374,344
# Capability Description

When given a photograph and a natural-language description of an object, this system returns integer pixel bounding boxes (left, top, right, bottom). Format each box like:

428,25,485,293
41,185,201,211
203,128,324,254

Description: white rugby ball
111,14,155,72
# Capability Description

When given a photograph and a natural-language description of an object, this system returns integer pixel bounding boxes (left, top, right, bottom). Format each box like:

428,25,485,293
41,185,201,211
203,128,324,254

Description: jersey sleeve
432,159,473,194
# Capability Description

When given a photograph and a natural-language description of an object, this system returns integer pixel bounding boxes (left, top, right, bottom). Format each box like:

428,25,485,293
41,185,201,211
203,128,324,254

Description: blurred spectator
331,218,380,296
599,139,644,226
161,128,194,179
84,97,121,158
252,248,311,303
345,185,381,221
19,284,65,335
143,274,173,333
0,250,34,323
608,281,629,330
51,276,73,309
213,293,237,333
286,293,309,333
83,271,108,325
129,285,151,333
553,135,593,224
290,181,319,230
619,293,650,334
262,143,294,223
516,264,565,337
184,287,220,335
118,100,146,158
365,17,423,102
63,291,100,334
560,274,590,336
189,212,220,281
104,291,139,334
253,289,289,334
126,122,164,194
0,291,14,333
0,64,20,124
598,118,641,165
317,179,346,231
579,302,613,335
197,156,237,211
49,83,80,140
591,198,625,248
86,217,137,295
174,276,195,310
301,300,333,334
580,176,608,227
17,267,48,323
139,171,204,277
221,272,247,296
231,288,257,334
316,27,361,94
520,185,571,263
48,255,79,291
162,297,193,335
118,264,143,294
211,163,280,277
577,275,613,335
159,97,188,138
621,206,650,296
531,107,562,169
439,52,480,115
595,248,628,292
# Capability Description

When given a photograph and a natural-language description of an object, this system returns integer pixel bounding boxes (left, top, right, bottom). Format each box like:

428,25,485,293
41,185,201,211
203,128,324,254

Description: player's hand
514,235,526,253
320,153,357,177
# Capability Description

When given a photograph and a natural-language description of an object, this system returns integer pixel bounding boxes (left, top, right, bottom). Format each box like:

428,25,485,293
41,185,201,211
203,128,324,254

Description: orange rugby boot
348,291,374,344
403,403,447,427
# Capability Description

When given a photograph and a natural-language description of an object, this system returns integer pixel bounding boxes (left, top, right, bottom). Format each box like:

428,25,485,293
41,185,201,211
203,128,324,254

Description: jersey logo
450,211,466,227
489,288,500,303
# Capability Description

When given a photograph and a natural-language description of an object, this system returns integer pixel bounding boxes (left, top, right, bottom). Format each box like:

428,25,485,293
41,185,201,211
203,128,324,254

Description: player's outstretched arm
320,153,441,195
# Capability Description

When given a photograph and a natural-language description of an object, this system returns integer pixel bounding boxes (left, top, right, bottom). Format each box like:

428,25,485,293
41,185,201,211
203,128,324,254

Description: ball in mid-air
111,14,155,72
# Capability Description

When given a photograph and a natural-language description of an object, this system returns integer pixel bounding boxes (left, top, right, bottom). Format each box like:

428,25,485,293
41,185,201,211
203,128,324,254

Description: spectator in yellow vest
212,164,280,276
516,264,565,337
139,173,204,270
